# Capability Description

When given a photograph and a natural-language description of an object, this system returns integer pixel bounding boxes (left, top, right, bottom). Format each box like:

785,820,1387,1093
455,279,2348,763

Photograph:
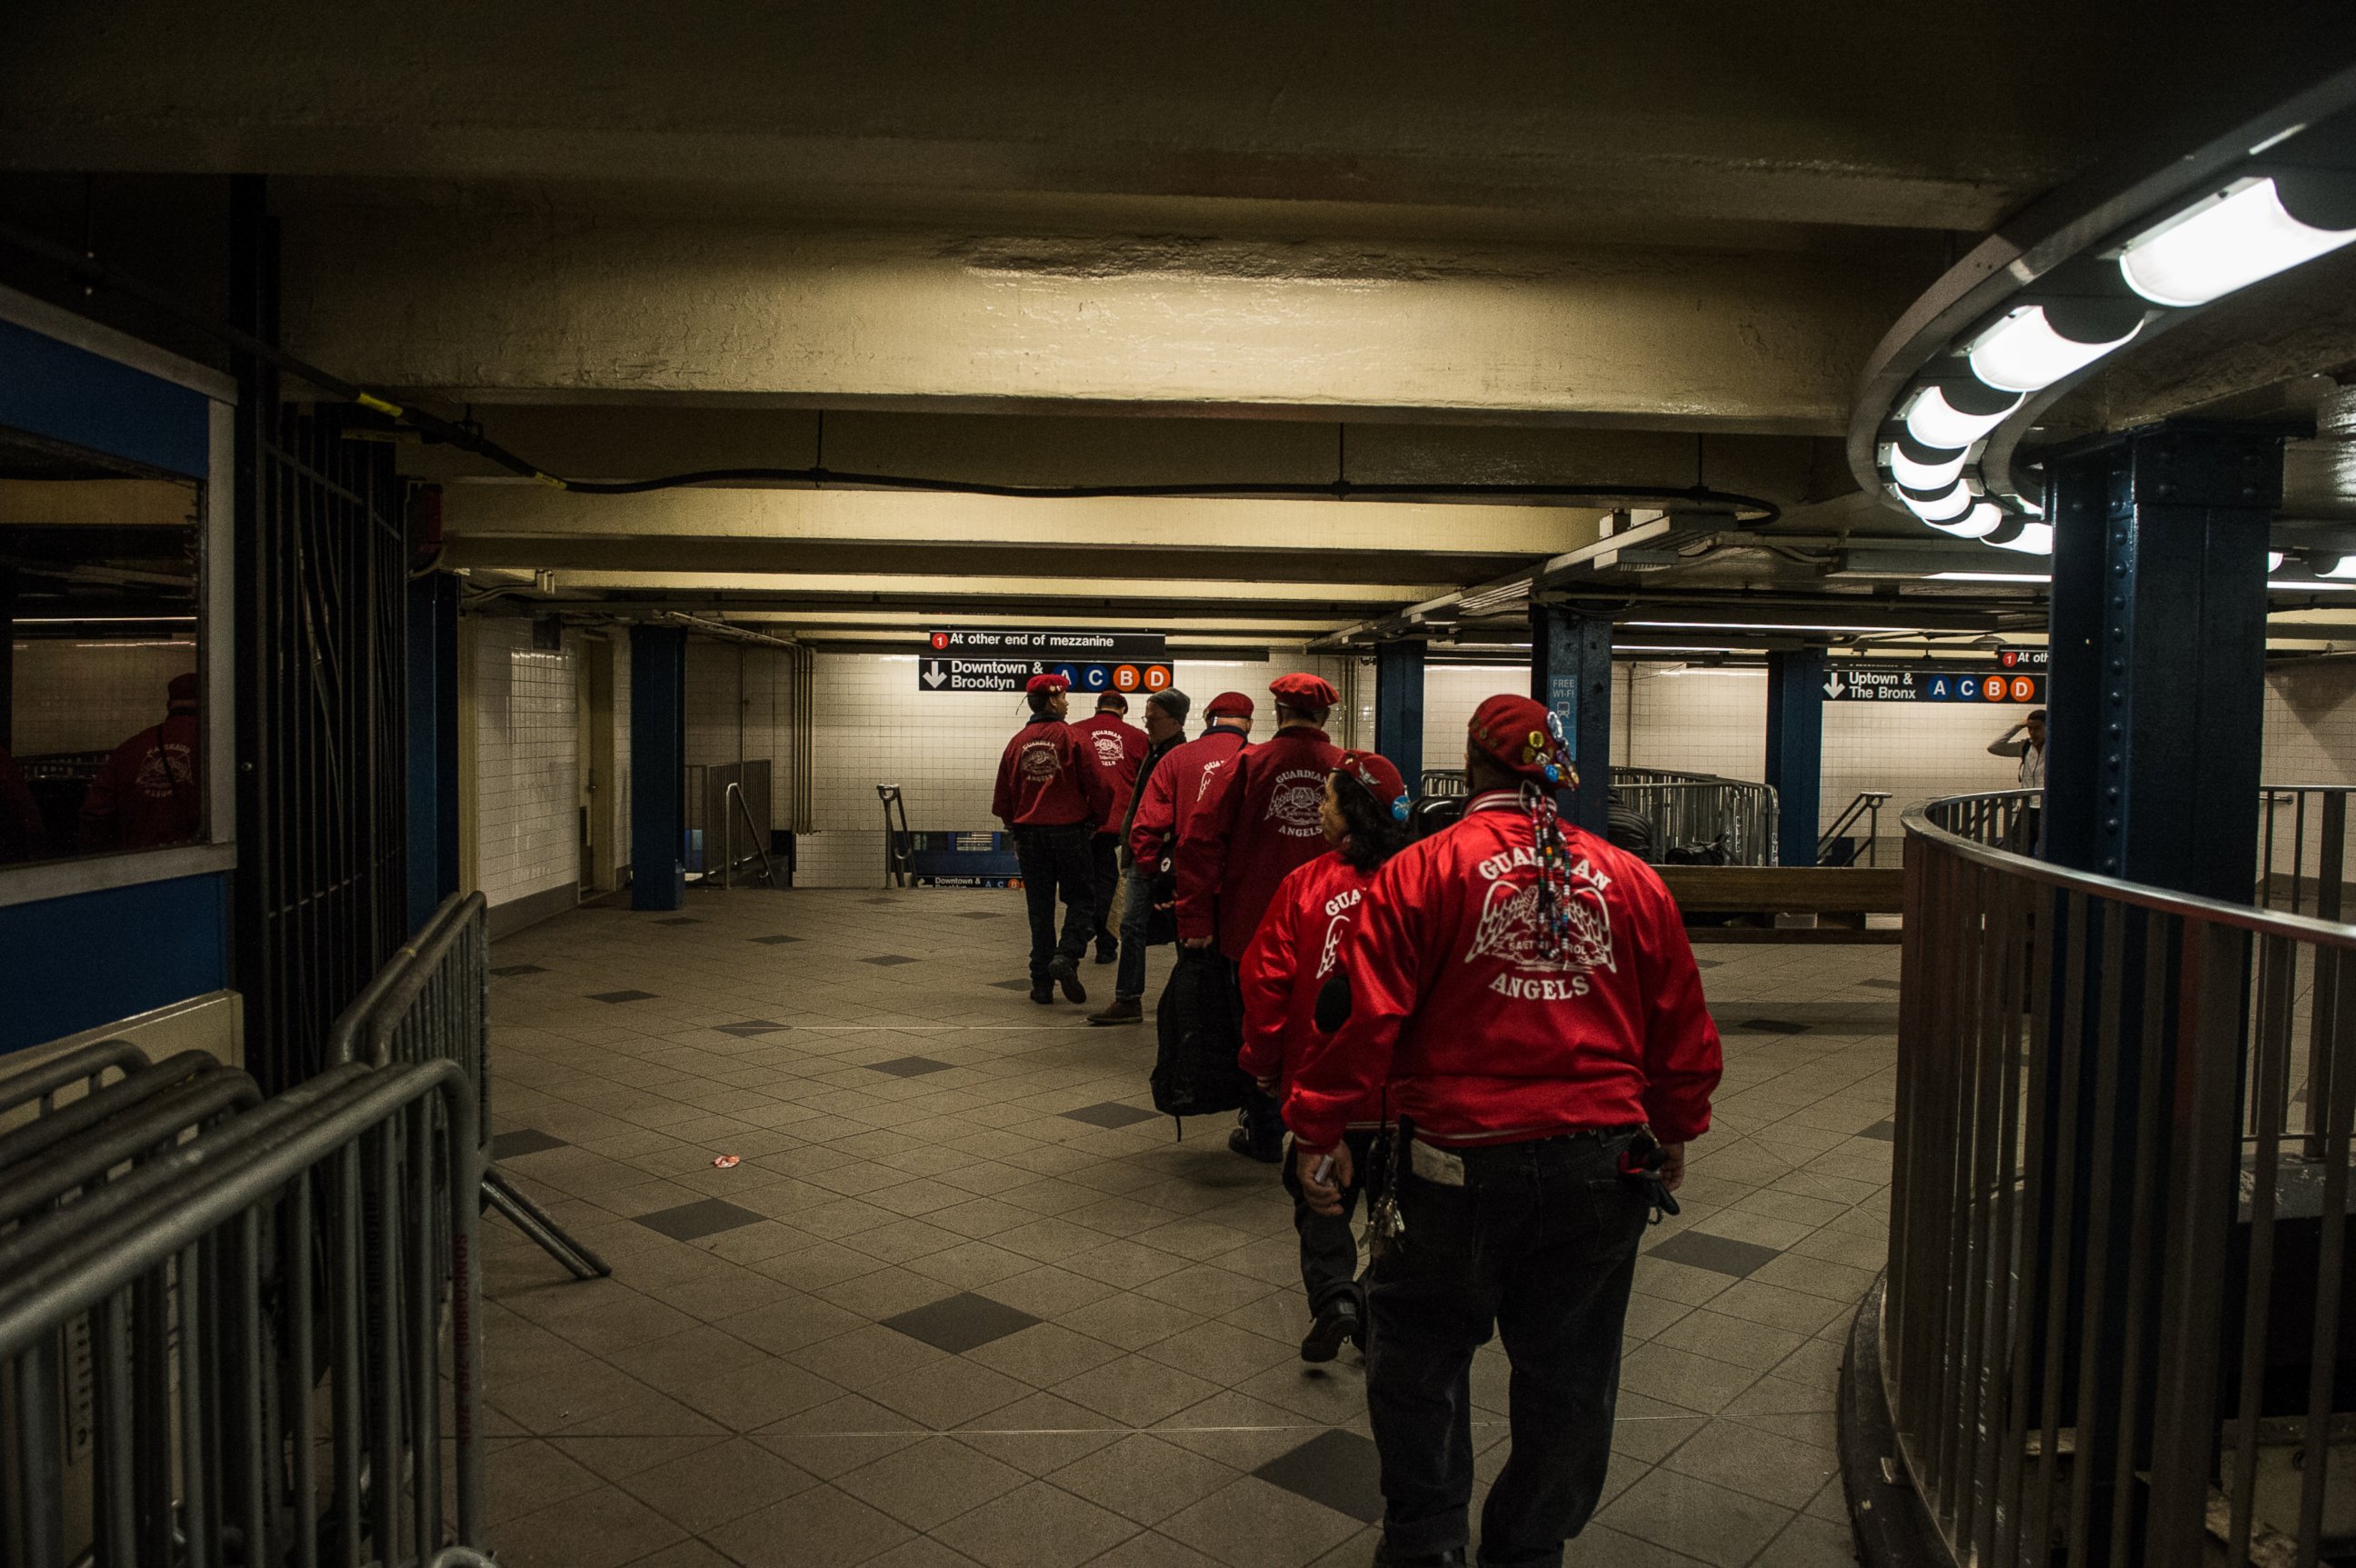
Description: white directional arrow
923,661,949,689
1822,673,1844,698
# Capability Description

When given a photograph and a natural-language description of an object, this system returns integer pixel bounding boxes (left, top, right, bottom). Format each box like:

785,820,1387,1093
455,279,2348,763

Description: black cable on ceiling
0,218,1782,524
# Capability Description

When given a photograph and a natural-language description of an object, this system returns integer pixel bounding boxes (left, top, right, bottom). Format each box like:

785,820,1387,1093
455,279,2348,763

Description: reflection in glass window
1,426,204,867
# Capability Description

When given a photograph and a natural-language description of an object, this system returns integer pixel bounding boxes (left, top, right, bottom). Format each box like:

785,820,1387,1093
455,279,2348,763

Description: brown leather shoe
1086,997,1143,1026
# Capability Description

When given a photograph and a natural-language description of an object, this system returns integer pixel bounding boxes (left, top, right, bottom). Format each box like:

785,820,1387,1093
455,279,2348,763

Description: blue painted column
1529,604,1612,833
404,574,462,932
630,625,688,911
2044,424,2279,900
1764,649,1824,866
1373,640,1425,788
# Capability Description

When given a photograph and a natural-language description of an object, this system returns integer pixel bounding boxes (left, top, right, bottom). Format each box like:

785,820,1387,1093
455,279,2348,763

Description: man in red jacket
1287,694,1722,1568
78,672,203,852
992,673,1113,1004
1069,691,1148,966
1123,690,1253,875
1177,672,1344,1160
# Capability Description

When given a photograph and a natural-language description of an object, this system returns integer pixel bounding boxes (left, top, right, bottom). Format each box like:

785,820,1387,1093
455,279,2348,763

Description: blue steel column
1373,640,1425,788
1764,649,1824,867
630,625,688,912
404,574,461,932
2044,424,2279,900
1529,604,1612,832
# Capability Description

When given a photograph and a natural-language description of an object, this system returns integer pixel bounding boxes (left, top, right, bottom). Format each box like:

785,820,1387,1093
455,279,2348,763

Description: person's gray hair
1147,688,1192,725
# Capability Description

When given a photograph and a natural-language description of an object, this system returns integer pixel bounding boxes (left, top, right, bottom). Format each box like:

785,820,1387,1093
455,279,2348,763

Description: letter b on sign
1113,664,1141,692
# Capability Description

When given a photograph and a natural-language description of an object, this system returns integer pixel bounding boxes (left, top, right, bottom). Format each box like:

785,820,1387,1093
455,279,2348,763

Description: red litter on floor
711,1154,740,1169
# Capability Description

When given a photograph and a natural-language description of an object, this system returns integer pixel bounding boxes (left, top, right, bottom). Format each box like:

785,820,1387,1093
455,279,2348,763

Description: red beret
1095,692,1129,712
1205,691,1254,719
1270,673,1339,709
1470,694,1571,784
1336,750,1410,820
1025,672,1071,695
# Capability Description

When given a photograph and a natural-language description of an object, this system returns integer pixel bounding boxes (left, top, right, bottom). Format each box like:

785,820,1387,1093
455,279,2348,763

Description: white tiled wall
10,641,198,755
2262,663,2356,785
473,620,580,909
611,628,633,870
685,641,795,832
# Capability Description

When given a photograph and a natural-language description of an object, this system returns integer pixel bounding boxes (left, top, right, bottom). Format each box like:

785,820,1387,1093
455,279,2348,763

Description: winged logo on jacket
1469,876,1614,975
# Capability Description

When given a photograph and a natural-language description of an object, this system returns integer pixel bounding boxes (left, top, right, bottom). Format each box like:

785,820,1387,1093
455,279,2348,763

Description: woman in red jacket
1238,748,1410,1363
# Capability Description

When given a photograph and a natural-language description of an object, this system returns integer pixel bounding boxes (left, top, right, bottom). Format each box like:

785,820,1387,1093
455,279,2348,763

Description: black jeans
1012,824,1096,981
1366,1129,1648,1567
1280,1126,1378,1317
1089,832,1121,950
1223,957,1284,1145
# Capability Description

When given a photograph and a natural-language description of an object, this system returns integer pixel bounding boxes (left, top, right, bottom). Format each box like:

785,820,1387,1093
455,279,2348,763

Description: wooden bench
1653,865,1904,944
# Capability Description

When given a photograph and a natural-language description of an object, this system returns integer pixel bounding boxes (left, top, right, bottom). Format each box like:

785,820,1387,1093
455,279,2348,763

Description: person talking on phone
1236,750,1412,1364
1283,695,1722,1568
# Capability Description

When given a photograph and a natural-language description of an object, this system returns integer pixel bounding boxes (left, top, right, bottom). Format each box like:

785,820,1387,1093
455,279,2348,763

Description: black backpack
1150,946,1253,1124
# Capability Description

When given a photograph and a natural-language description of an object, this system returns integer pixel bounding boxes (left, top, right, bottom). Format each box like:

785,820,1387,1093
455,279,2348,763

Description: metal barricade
1873,788,2356,1566
2259,785,2356,919
1415,765,1779,864
328,892,607,1281
0,1057,484,1568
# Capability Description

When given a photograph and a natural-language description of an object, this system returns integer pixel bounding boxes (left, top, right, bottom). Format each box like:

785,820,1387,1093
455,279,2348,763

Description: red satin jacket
992,717,1111,828
1174,725,1343,957
1068,712,1148,833
1283,791,1722,1153
1125,727,1248,866
1239,849,1381,1121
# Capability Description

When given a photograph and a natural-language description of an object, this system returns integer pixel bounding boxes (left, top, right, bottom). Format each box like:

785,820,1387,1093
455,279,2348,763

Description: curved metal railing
1879,790,2355,1567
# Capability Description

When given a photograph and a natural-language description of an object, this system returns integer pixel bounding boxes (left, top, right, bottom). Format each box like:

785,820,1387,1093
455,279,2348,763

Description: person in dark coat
1089,687,1192,1026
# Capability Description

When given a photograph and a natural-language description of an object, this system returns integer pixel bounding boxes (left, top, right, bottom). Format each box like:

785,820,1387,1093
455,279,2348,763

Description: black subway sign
1822,666,2043,704
918,630,1173,694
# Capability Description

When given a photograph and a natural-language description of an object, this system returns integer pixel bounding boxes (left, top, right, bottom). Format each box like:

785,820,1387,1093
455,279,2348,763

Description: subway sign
917,628,1173,694
1822,666,2043,704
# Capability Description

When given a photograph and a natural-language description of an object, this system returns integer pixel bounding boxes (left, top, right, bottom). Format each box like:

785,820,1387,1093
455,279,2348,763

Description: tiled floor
473,888,1894,1568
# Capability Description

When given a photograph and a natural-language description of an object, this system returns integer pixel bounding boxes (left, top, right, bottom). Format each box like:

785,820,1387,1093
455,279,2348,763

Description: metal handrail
1912,790,2356,947
878,784,913,887
720,780,778,890
1878,788,2356,1567
1819,789,1892,867
0,1039,151,1122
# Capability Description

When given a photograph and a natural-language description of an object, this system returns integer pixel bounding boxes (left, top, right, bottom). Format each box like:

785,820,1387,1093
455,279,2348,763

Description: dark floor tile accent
655,916,703,926
751,934,801,945
1694,959,1723,970
989,979,1035,991
634,1197,768,1243
1861,977,1902,991
1736,1017,1811,1035
718,1021,790,1038
1858,1119,1896,1142
590,990,659,1004
1061,1102,1160,1130
866,1056,953,1078
490,1128,569,1159
955,911,1007,920
1646,1229,1784,1279
883,1293,1040,1353
864,896,898,904
1253,1430,1384,1523
491,964,547,977
862,954,919,967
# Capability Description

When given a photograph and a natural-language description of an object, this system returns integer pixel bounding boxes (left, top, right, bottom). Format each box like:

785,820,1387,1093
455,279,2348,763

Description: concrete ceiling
6,3,2356,649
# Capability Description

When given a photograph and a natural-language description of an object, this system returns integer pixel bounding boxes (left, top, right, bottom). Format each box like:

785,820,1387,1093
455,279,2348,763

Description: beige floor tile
493,1484,688,1568
1047,1433,1243,1525
705,1482,917,1568
616,1434,820,1531
834,1436,1030,1530
930,1479,1142,1568
1155,1476,1362,1568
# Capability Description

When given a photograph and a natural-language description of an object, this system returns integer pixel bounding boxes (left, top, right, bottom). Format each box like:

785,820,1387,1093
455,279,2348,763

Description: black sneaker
1227,1126,1283,1164
1048,954,1087,1004
1300,1299,1359,1363
1029,981,1054,1004
1372,1546,1463,1567
1094,942,1118,965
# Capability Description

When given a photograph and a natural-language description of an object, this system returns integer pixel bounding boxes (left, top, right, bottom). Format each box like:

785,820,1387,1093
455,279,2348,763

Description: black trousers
1280,1126,1378,1317
1222,957,1284,1145
1089,832,1121,949
1366,1130,1648,1567
1012,823,1096,981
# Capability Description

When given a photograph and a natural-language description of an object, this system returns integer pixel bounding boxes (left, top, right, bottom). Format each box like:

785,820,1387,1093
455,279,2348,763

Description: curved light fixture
1903,385,2023,451
1966,305,2143,394
1849,71,2356,560
2119,177,2356,306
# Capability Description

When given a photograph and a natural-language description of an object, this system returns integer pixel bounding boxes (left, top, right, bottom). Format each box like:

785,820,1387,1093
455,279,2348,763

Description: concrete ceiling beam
280,205,1918,431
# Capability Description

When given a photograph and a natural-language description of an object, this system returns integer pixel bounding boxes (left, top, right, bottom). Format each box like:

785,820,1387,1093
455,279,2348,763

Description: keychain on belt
1619,1126,1682,1223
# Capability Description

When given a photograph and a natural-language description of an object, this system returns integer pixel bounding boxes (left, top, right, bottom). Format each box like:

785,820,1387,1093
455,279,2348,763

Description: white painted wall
471,619,579,910
10,640,197,755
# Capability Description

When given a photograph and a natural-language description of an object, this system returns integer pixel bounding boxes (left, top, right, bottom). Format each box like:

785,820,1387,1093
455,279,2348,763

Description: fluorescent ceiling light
1883,443,1966,493
1928,571,2051,583
1985,521,2055,555
1904,385,2022,450
1926,503,2004,540
2268,580,2356,592
2316,556,2356,580
1627,620,1932,634
2269,551,2286,572
1967,305,2141,394
15,614,197,624
1901,483,1975,524
2120,177,2356,306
